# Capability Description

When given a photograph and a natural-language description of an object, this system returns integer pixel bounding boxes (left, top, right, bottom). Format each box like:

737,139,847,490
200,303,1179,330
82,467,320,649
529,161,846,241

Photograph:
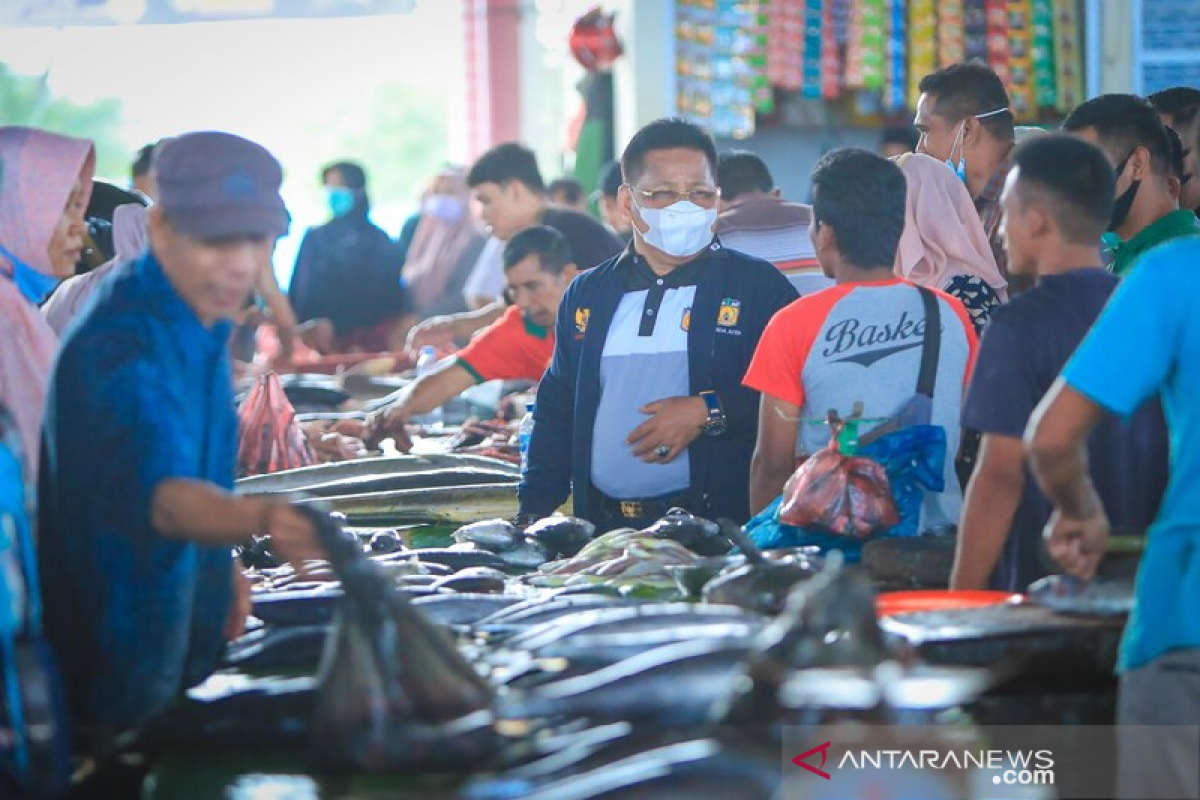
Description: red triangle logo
793,741,832,780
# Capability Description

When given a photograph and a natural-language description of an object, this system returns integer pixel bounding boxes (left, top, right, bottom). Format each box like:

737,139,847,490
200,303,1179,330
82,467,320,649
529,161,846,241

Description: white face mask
631,197,717,258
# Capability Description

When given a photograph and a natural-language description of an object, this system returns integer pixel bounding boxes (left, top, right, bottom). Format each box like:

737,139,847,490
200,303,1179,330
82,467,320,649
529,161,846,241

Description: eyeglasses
626,185,721,208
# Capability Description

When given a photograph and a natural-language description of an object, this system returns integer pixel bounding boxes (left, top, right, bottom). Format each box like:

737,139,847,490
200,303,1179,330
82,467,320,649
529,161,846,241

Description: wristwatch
699,391,728,437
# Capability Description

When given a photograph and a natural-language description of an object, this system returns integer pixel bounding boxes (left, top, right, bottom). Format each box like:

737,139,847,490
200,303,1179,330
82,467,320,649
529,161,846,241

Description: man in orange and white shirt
364,225,575,447
744,149,977,532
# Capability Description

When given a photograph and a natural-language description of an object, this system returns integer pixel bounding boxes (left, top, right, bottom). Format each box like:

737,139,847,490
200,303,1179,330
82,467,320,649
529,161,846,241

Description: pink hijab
894,152,1008,299
0,127,95,479
401,168,484,314
43,204,148,335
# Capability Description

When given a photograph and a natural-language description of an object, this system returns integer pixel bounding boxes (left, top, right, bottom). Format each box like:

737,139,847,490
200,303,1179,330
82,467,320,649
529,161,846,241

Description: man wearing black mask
1063,94,1200,277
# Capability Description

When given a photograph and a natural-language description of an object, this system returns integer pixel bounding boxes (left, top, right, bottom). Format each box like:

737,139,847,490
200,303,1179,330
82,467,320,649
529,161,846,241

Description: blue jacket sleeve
518,282,579,516
719,268,798,438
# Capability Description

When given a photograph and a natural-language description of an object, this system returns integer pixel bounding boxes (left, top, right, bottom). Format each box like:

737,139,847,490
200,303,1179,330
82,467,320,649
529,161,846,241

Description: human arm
151,479,324,566
405,300,506,353
951,434,1026,589
363,362,476,448
750,395,801,514
518,288,578,518
1026,382,1109,579
257,265,298,363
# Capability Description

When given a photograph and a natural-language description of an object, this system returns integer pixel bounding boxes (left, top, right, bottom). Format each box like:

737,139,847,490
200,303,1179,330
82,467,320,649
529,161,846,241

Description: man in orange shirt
364,225,577,447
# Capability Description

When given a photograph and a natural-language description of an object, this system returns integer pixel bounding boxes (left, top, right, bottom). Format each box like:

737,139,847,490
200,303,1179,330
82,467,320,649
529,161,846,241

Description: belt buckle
619,501,643,519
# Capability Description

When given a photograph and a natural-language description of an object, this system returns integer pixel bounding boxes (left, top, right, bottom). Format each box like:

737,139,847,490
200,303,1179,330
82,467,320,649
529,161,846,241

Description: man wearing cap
37,131,326,735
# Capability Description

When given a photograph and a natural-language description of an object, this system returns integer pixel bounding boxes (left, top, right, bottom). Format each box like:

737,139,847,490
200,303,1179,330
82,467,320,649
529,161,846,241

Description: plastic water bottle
519,403,535,473
414,346,442,426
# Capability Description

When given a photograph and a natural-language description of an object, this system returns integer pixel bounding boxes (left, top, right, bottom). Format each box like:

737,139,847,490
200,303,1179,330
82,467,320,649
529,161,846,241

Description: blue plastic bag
746,425,947,559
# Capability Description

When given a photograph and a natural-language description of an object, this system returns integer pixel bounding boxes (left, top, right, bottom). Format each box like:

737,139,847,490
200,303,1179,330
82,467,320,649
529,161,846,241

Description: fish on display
410,593,523,626
239,535,280,569
475,595,632,632
304,508,499,771
453,518,523,552
496,539,552,570
500,604,761,656
466,739,781,800
641,508,732,556
524,516,597,559
431,567,508,595
718,554,889,725
1026,574,1135,617
367,529,404,554
223,625,330,672
702,552,822,615
407,548,512,572
251,586,343,627
498,638,754,726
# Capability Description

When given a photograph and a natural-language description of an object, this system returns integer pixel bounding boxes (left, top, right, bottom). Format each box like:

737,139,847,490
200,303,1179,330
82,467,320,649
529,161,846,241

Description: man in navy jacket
518,119,798,530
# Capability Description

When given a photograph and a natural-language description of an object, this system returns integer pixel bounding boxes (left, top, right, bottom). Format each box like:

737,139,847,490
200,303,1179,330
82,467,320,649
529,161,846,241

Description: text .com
994,768,1056,787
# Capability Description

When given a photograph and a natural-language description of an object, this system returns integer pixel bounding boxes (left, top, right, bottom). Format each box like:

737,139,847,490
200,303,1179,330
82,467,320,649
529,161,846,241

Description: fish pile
143,484,1096,798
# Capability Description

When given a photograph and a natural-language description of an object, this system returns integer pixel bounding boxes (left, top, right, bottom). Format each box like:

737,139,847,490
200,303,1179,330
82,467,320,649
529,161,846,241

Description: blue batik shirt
37,252,237,729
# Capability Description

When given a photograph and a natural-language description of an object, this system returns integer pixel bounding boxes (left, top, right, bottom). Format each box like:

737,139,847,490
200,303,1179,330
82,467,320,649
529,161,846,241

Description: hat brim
167,203,289,241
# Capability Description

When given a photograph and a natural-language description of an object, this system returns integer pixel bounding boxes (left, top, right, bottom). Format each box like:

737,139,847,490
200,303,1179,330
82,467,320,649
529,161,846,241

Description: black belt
595,490,691,522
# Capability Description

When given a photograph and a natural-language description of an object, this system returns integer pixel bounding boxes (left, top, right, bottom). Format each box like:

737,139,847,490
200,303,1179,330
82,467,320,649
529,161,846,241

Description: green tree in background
0,63,128,181
291,81,450,222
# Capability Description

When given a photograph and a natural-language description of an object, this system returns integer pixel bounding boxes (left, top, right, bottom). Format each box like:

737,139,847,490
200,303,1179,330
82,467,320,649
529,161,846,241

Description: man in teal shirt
1063,94,1199,277
1027,236,1200,799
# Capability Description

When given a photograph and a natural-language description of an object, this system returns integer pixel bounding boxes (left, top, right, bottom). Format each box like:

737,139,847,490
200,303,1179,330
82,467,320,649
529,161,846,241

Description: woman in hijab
401,167,486,319
42,203,147,336
0,127,94,479
289,161,411,353
894,152,1008,332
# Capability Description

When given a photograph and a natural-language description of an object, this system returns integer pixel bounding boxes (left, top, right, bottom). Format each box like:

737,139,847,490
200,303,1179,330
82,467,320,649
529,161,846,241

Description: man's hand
223,564,252,641
406,315,458,353
263,504,326,566
627,396,708,464
1043,500,1110,581
363,404,414,451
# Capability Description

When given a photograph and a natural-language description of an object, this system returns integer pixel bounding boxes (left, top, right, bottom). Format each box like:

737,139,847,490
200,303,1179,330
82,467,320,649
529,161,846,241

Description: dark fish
371,552,453,575
501,604,760,654
409,548,511,572
431,569,507,595
367,529,404,554
306,509,496,771
453,519,522,552
702,558,821,615
499,639,753,725
251,587,342,627
410,593,523,626
1026,574,1134,617
238,535,279,570
719,556,888,724
641,508,731,556
524,516,597,559
468,739,779,800
223,625,329,672
530,626,761,664
398,574,441,587
475,596,631,630
134,675,316,750
497,540,551,569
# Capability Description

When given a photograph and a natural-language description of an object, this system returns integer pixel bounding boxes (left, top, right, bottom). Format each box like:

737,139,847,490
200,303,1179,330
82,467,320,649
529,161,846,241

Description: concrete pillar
464,0,523,159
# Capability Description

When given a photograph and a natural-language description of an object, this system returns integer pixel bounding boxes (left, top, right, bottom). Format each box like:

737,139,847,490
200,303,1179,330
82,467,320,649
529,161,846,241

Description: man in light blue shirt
1027,236,1200,799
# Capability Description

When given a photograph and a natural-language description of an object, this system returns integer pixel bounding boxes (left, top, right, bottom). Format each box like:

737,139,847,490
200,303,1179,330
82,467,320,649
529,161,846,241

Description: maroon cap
153,131,289,240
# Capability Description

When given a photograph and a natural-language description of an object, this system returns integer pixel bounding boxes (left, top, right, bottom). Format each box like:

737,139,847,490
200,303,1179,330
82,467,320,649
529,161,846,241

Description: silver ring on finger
654,444,671,458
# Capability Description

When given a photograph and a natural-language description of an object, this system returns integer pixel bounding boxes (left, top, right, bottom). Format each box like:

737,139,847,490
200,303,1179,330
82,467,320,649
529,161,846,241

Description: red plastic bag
236,372,315,477
778,424,899,539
